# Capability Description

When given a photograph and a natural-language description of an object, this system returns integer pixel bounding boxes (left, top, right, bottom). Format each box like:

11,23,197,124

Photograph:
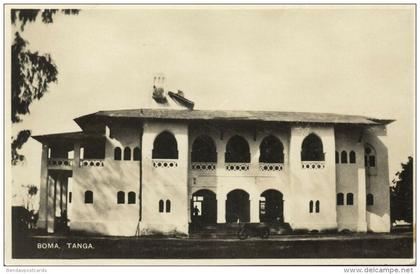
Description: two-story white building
33,82,393,236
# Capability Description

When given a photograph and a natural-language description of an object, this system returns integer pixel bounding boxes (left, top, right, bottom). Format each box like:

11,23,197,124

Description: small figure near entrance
193,205,200,217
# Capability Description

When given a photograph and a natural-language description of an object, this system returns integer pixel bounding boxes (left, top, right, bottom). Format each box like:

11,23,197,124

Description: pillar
47,175,57,233
37,144,49,229
357,166,367,232
217,197,226,223
250,197,260,223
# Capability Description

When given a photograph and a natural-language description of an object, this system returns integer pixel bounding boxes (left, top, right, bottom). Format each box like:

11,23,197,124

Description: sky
10,5,415,196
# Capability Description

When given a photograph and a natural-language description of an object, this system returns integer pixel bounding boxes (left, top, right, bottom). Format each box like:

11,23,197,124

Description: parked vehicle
237,223,270,240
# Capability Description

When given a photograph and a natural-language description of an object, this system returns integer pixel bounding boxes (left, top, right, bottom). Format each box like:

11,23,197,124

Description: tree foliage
390,156,413,223
11,9,79,165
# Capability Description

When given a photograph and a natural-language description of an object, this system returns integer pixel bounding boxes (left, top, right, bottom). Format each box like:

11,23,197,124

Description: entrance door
260,189,283,223
191,190,217,225
226,189,250,223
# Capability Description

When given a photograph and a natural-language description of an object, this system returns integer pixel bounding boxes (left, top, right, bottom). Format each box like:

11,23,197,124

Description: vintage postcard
4,4,416,267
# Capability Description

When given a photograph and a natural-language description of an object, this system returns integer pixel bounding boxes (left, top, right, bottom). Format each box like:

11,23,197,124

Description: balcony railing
225,163,250,171
191,162,216,171
80,159,105,167
301,161,325,169
153,159,178,168
259,162,284,172
47,158,73,169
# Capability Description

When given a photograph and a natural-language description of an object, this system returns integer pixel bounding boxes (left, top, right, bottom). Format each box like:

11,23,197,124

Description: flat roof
74,108,394,127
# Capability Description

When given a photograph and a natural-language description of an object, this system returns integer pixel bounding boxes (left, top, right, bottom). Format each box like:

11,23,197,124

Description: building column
37,144,49,229
357,167,367,232
47,175,57,233
250,197,260,223
217,197,226,223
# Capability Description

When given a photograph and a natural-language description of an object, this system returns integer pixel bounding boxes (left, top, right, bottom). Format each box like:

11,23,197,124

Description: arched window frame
128,191,136,204
315,200,320,213
309,200,314,213
84,191,93,204
346,193,354,205
152,131,179,159
159,200,164,213
133,147,141,161
365,145,376,168
191,135,217,163
114,147,122,161
117,191,125,204
225,135,251,163
259,135,285,163
301,133,325,161
166,199,171,213
337,193,344,205
124,147,131,161
349,151,356,164
341,151,348,164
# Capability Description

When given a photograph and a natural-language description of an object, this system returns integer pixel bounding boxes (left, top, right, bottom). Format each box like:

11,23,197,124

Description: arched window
133,147,141,161
128,192,136,204
346,193,354,205
84,191,93,204
191,135,217,162
349,151,356,164
341,151,348,164
337,193,344,205
152,131,178,159
335,151,339,164
124,147,131,160
301,134,324,161
225,135,250,163
315,200,320,213
365,145,376,167
259,135,284,163
309,200,314,213
117,191,125,204
367,194,374,206
159,200,164,212
166,200,171,212
114,147,122,161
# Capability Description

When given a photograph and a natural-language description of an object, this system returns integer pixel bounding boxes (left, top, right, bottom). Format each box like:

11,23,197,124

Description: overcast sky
11,6,414,189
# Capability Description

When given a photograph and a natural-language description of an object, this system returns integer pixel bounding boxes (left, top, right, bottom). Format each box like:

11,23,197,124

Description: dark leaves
390,156,413,223
11,130,31,165
11,9,80,30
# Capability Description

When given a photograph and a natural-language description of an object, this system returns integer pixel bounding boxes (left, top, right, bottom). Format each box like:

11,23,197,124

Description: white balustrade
191,162,216,171
47,158,73,168
225,163,250,171
153,159,178,168
80,159,105,167
301,161,325,169
259,163,284,172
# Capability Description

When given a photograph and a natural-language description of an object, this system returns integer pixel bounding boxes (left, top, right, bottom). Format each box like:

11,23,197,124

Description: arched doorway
260,189,284,223
226,189,250,223
191,189,217,225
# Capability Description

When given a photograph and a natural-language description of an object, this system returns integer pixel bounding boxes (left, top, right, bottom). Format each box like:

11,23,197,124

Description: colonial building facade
33,85,393,236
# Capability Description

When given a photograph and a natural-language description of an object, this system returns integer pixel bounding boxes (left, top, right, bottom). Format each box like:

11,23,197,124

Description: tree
11,9,79,164
390,156,413,223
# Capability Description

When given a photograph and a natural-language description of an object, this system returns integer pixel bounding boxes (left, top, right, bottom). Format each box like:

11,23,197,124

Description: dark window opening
315,200,320,213
128,192,136,204
259,135,284,163
301,134,324,161
335,151,339,164
152,131,178,159
159,200,164,212
69,192,72,203
191,135,217,162
349,151,356,163
346,193,354,205
84,191,93,204
337,193,344,205
82,139,106,159
225,135,250,163
124,147,131,161
117,191,125,204
133,147,141,161
341,151,348,164
369,156,376,167
166,200,171,213
309,200,313,213
367,194,374,206
114,147,122,160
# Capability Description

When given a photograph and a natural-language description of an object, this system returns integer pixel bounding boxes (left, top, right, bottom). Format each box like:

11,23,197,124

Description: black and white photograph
4,3,415,268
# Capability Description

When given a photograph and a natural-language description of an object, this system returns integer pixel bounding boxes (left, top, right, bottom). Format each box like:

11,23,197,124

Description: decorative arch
346,193,354,205
165,200,171,213
337,193,344,205
349,151,356,164
114,147,122,160
365,144,376,167
367,193,374,206
260,189,284,223
301,133,324,161
158,200,164,212
191,189,217,224
225,135,250,163
226,189,250,222
259,135,284,163
153,131,178,159
128,191,136,204
191,135,217,162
